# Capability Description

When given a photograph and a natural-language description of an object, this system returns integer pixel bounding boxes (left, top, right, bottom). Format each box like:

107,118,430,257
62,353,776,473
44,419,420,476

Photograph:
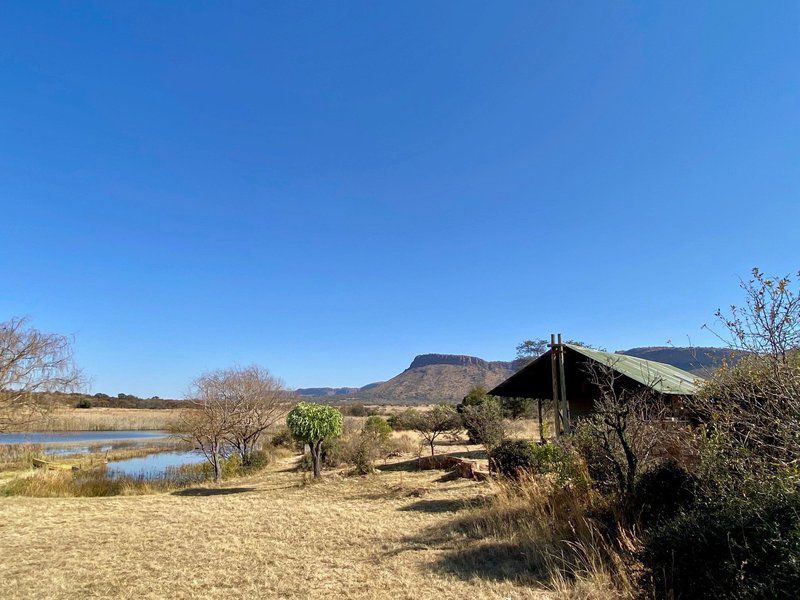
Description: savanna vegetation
3,268,800,598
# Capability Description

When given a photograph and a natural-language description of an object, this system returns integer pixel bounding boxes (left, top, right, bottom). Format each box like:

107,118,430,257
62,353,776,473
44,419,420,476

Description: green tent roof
565,344,703,395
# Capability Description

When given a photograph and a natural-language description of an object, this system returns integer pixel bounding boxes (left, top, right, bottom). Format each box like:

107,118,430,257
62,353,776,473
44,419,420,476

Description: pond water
0,430,170,448
106,451,205,478
0,430,208,480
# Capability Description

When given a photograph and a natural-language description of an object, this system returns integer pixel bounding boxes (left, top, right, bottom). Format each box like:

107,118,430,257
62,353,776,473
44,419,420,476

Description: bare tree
695,268,800,473
221,366,290,465
181,372,238,482
581,361,673,501
0,317,82,431
705,268,800,363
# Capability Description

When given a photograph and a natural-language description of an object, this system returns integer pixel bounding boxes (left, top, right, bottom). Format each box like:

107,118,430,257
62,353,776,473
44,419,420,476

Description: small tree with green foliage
362,415,392,443
401,404,462,457
461,396,506,453
286,402,343,477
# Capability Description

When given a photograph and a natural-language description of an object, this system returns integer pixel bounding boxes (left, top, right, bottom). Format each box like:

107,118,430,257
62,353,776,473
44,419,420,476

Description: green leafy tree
459,386,504,447
515,338,604,366
461,396,506,454
286,402,343,477
462,385,489,406
363,415,392,443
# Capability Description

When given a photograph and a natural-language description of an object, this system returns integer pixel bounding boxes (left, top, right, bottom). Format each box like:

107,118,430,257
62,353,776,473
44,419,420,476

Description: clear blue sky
2,2,799,397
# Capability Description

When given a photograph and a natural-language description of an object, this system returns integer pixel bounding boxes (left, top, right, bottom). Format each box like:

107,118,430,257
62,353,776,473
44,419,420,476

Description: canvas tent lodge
488,335,703,439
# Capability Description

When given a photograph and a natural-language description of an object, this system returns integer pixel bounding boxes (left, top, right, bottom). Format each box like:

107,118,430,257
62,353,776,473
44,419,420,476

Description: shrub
241,449,272,472
529,443,583,485
633,460,698,528
572,418,626,494
363,415,392,442
642,486,800,599
490,440,581,484
490,440,536,477
500,396,535,419
386,408,415,431
316,418,394,475
460,396,505,452
270,428,295,449
76,398,92,409
340,402,371,417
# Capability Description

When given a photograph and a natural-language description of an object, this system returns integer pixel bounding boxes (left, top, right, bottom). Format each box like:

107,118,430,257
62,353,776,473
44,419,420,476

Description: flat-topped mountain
295,346,732,404
359,353,516,405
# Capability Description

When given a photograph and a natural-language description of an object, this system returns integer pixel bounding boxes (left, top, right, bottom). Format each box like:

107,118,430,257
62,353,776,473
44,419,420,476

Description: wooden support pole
557,333,570,434
537,398,544,444
550,333,560,438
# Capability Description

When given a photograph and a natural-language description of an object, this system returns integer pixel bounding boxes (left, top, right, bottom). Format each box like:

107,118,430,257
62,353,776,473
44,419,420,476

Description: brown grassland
0,453,563,600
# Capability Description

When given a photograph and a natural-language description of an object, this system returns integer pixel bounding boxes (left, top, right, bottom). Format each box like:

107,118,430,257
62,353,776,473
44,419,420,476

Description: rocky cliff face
407,354,512,370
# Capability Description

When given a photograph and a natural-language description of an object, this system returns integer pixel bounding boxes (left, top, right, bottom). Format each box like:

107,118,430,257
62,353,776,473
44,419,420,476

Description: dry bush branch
0,317,82,432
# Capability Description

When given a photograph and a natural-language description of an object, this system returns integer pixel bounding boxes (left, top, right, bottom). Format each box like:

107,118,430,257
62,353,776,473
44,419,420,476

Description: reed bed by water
24,407,188,432
1,463,208,497
0,444,45,471
1,447,280,497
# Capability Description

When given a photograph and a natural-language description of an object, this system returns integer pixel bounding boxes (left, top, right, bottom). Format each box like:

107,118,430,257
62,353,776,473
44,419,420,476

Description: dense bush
386,411,413,431
459,395,505,450
490,440,582,484
362,415,392,442
528,443,583,485
633,460,698,528
75,398,92,409
240,449,272,472
499,396,535,419
340,402,372,417
490,440,536,477
642,486,800,599
571,418,624,494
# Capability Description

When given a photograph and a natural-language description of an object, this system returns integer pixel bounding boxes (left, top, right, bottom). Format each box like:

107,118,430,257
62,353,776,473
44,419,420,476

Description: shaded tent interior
489,344,704,421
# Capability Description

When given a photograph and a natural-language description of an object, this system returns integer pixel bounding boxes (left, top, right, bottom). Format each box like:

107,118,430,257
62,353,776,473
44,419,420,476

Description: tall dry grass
450,473,639,599
0,444,45,470
26,407,187,431
0,465,207,497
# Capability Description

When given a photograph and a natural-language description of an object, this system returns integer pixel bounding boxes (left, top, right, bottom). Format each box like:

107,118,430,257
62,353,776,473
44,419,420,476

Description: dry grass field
0,455,554,600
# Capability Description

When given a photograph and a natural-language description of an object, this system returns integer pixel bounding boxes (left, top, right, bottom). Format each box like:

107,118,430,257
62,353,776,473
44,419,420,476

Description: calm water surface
106,451,205,478
0,430,170,446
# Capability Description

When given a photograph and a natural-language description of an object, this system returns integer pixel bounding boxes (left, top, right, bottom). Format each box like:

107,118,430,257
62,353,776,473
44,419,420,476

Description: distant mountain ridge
294,386,362,398
618,346,738,375
295,346,729,404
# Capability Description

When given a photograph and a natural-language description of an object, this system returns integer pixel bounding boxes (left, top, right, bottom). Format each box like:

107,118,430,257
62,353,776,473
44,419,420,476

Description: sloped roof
489,343,704,399
565,344,703,395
